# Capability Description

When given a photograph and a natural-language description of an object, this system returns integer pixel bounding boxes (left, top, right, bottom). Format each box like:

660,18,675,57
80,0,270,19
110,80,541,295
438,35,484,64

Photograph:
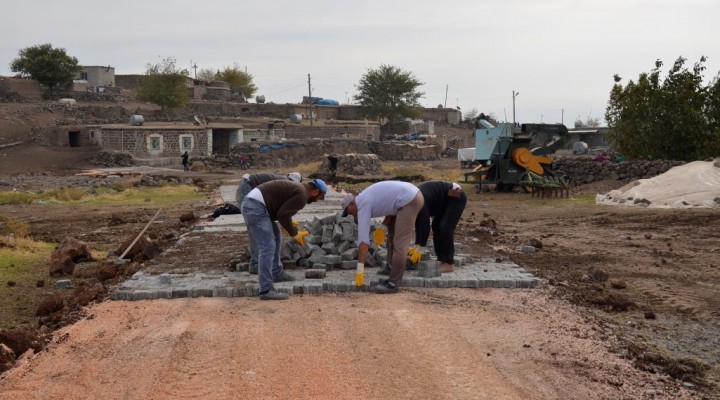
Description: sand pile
596,159,720,208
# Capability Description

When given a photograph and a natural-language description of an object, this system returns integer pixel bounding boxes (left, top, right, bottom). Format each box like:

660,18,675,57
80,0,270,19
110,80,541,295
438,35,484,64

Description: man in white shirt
341,181,424,293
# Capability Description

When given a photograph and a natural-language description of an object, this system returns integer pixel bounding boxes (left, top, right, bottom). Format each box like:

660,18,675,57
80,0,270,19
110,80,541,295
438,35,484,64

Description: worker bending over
341,181,424,294
411,180,467,273
242,178,326,300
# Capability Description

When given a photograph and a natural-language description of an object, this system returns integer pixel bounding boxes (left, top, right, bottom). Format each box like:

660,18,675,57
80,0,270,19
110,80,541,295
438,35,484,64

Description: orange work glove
372,225,387,246
292,230,309,246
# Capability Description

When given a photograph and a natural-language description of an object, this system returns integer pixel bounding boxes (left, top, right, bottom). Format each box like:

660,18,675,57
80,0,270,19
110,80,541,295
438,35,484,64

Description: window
147,134,163,153
80,72,88,80
180,135,193,151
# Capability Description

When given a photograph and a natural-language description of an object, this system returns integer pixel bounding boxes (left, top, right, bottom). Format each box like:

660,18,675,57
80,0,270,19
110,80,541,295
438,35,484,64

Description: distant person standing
242,178,327,300
181,151,189,172
235,171,303,274
411,180,467,273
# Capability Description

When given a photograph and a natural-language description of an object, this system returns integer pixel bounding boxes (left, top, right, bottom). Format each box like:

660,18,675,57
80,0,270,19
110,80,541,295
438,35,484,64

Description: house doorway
212,129,238,155
68,131,81,147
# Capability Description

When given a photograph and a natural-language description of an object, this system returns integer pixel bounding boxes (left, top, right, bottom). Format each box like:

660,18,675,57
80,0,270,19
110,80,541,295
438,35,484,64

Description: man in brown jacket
241,178,327,300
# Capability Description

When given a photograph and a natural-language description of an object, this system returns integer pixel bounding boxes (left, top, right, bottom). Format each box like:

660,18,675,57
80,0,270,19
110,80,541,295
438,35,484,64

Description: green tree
136,57,189,110
606,56,720,160
215,64,257,99
10,43,81,93
196,68,217,82
353,64,424,123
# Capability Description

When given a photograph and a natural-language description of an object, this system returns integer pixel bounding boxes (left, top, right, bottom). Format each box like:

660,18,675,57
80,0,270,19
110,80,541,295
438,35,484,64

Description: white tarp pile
596,159,720,208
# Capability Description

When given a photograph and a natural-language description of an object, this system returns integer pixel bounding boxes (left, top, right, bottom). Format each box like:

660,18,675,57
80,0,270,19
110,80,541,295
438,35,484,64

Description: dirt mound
597,160,720,208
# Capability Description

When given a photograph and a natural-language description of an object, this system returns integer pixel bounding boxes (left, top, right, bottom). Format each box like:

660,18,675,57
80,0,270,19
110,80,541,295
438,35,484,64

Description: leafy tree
136,57,189,109
10,43,81,93
606,56,720,160
353,64,424,123
196,68,217,82
215,64,257,99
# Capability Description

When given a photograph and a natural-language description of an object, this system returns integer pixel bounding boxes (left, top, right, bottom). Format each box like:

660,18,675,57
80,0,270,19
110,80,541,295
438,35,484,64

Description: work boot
440,263,454,273
259,289,288,300
273,271,295,283
377,266,391,276
371,280,399,294
248,264,258,274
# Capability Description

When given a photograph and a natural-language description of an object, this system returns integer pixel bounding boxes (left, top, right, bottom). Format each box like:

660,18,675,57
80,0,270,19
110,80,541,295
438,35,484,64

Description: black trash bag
211,203,241,218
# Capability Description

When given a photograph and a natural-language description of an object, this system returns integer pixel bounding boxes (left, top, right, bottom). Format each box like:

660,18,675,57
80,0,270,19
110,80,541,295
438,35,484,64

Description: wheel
519,172,534,193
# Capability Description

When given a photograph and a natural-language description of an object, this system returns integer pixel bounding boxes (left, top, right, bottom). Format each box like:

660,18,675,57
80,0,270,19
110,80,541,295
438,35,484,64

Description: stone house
74,66,115,92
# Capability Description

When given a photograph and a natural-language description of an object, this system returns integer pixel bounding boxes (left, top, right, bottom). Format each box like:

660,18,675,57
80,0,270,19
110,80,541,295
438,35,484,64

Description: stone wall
285,124,380,141
553,156,685,185
229,140,372,169
99,128,209,158
0,77,43,101
368,141,439,161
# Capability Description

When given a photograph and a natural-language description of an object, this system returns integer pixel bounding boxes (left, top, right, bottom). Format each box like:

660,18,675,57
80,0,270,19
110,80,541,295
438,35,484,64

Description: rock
610,279,627,289
36,294,64,316
55,279,73,289
644,311,656,319
97,263,119,281
586,267,609,282
0,344,15,373
49,237,92,277
520,245,536,253
528,238,543,249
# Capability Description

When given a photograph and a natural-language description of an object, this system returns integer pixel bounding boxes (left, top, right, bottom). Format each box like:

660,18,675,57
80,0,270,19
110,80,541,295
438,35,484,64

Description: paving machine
463,119,569,193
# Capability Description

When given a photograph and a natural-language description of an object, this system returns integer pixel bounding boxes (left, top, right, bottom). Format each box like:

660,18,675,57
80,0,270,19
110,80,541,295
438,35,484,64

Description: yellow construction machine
462,120,570,193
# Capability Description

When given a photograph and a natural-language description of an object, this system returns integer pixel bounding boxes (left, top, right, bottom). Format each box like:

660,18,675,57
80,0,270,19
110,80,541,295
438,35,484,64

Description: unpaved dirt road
0,289,697,399
1,159,719,399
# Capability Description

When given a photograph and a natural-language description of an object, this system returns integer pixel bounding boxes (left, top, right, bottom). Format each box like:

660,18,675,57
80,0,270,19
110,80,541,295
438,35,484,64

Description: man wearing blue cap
242,178,327,300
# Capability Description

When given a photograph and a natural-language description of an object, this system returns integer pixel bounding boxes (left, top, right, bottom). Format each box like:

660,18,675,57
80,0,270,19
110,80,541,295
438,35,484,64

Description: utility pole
307,73,313,127
190,60,197,79
512,90,519,125
561,108,564,125
444,84,448,108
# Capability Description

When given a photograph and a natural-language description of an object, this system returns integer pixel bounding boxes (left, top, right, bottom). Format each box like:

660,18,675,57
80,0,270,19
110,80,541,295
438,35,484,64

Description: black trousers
432,192,467,264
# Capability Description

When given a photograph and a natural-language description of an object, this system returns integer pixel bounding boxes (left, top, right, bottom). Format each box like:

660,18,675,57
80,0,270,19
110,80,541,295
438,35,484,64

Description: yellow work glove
292,230,309,246
283,221,300,236
408,245,424,264
355,262,365,287
372,225,387,246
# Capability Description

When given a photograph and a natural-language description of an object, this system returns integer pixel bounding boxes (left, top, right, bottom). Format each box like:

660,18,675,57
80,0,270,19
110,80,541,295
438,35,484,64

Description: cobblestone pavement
111,185,540,301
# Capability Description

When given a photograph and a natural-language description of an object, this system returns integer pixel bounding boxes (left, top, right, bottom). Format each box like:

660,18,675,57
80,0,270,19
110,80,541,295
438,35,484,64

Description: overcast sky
2,0,718,125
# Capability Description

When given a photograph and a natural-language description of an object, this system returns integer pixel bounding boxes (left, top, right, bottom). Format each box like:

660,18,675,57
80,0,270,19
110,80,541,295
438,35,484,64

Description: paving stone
306,234,322,244
340,260,356,270
321,255,342,266
341,223,355,241
341,248,359,261
332,224,343,242
213,287,234,297
131,290,158,301
305,269,326,279
321,242,337,254
191,287,214,298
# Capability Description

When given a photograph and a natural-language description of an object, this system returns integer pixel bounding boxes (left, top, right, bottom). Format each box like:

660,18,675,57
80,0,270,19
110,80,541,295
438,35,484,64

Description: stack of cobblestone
286,212,387,270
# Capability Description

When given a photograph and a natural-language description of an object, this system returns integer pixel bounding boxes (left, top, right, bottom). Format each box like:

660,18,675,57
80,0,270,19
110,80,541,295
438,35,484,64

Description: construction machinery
462,119,570,193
